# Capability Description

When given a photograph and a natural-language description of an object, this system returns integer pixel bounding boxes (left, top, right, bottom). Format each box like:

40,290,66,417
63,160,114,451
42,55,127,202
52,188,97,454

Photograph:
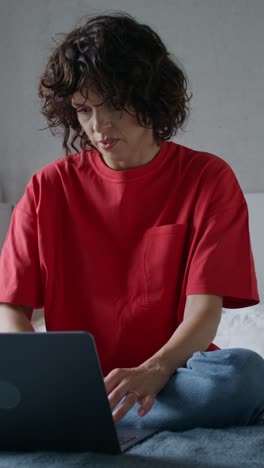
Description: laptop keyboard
117,428,139,445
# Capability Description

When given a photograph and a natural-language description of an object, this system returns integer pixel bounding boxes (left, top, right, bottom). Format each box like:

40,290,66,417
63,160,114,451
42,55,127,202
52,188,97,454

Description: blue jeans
118,348,264,432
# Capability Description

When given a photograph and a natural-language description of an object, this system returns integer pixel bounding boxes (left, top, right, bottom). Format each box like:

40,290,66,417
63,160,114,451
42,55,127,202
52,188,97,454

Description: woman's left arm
105,294,222,423
148,293,223,375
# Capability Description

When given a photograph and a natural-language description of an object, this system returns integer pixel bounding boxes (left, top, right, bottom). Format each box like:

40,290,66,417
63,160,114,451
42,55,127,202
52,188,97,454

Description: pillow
215,304,264,358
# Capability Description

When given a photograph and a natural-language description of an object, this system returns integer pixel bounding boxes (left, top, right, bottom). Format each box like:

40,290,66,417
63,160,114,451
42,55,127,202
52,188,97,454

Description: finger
104,368,125,394
138,395,155,417
112,393,138,424
108,383,132,411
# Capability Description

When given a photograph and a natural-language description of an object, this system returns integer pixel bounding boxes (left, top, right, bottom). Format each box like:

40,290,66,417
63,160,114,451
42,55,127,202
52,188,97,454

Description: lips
99,138,118,144
98,138,119,150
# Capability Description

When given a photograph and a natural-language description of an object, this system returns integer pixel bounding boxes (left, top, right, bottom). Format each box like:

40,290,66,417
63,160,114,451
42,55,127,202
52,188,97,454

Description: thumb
137,395,155,417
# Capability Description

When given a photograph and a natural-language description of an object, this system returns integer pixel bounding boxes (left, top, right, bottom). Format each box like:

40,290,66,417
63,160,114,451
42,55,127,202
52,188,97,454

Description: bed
0,195,263,467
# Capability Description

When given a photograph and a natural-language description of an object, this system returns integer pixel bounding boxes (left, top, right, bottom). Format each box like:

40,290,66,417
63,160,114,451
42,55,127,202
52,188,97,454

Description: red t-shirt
0,140,259,375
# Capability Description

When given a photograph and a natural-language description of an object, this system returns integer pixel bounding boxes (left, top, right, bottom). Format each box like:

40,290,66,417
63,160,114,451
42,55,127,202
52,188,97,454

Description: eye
76,107,92,114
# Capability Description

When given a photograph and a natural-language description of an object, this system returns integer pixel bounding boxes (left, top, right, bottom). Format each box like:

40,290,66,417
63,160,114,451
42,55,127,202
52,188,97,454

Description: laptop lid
0,332,122,453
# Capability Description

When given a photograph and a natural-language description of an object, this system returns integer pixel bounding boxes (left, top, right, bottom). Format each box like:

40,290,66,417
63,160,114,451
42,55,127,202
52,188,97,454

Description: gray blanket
0,426,263,467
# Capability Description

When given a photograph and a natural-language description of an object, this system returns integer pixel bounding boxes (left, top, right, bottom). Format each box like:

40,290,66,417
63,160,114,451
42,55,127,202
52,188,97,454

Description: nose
92,109,112,133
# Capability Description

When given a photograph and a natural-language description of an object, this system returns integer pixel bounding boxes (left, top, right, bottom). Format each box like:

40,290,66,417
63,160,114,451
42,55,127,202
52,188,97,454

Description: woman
0,12,263,431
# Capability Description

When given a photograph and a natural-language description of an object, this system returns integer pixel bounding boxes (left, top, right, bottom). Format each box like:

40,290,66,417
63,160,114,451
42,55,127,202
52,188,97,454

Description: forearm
143,297,222,376
0,304,35,332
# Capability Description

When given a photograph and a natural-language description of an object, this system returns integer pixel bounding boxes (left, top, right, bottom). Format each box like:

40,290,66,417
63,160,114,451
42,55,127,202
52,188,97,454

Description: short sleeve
186,158,259,308
0,181,44,309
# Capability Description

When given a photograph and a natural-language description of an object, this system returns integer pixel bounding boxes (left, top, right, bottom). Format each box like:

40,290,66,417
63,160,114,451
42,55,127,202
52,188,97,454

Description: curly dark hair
38,12,192,155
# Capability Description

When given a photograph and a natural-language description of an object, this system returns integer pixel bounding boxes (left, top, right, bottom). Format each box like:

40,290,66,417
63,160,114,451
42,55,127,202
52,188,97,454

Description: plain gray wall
0,0,263,204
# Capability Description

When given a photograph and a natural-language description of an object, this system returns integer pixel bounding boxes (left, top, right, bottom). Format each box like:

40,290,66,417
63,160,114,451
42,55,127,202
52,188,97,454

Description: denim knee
228,348,264,422
190,347,264,424
220,348,264,388
191,347,264,386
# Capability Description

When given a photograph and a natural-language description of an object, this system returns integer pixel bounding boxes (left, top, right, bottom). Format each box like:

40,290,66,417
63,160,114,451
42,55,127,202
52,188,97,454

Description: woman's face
71,87,160,170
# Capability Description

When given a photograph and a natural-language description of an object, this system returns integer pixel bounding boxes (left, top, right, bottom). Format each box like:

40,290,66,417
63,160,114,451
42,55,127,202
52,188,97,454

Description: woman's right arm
0,303,35,332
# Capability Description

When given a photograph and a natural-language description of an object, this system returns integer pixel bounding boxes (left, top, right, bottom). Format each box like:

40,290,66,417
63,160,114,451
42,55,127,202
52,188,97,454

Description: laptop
0,332,157,453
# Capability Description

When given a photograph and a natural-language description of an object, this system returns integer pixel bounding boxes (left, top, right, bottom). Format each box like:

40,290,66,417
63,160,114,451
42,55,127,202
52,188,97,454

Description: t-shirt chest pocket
140,224,186,307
